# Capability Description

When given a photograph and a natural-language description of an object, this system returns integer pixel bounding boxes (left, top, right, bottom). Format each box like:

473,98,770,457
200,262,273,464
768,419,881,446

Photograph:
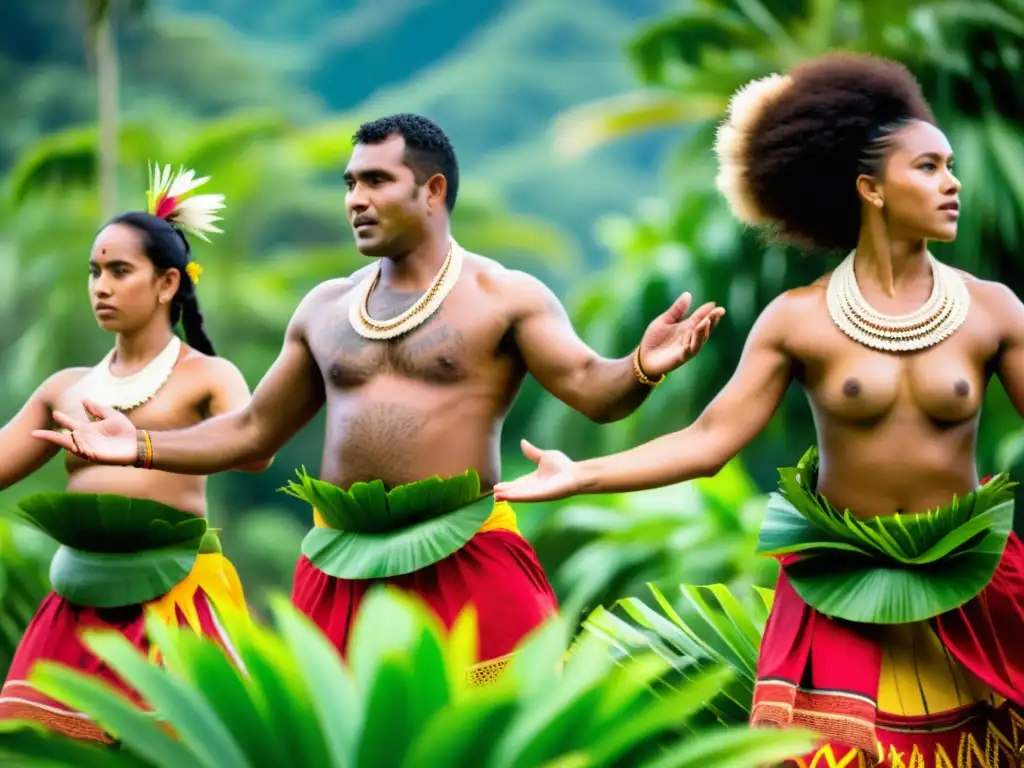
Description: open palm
493,439,584,503
33,400,138,466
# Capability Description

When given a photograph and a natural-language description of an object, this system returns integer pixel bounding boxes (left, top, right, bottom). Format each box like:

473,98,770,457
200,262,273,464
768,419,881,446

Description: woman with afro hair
494,52,1024,766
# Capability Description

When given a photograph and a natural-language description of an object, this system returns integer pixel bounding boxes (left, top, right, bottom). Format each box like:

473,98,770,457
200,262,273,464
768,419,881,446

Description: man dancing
35,114,724,680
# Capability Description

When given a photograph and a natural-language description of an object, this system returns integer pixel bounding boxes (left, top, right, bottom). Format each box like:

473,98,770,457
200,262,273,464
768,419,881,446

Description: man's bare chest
311,290,513,389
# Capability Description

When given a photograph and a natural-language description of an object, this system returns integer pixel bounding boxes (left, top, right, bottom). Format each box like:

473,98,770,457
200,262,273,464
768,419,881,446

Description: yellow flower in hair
186,262,203,285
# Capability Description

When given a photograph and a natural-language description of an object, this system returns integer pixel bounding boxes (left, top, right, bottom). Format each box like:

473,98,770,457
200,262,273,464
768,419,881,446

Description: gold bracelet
632,347,665,387
134,429,154,469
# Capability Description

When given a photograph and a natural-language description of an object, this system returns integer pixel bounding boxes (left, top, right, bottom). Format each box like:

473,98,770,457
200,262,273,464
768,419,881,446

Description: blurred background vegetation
2,0,1024,679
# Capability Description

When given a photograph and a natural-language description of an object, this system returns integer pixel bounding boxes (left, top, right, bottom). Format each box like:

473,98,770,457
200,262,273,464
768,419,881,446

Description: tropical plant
0,588,815,767
755,447,1016,624
533,458,779,616
579,581,774,727
280,468,496,579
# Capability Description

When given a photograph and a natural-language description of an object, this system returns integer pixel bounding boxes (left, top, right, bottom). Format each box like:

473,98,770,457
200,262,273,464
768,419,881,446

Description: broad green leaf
4,492,208,606
283,467,496,578
755,448,1015,622
7,124,156,206
300,494,494,578
48,542,201,608
783,545,1006,624
9,492,209,552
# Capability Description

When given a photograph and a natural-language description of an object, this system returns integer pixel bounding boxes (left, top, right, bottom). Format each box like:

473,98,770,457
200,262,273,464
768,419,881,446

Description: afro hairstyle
714,52,936,253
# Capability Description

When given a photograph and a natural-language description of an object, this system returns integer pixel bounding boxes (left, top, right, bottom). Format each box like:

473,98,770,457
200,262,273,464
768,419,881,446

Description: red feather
155,195,177,219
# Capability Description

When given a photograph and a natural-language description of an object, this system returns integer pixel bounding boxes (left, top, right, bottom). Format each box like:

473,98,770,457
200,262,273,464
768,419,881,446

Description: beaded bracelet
632,347,665,387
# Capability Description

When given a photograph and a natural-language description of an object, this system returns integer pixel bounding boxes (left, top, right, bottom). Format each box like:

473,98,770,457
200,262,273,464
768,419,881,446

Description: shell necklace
826,250,970,352
348,239,463,341
80,334,182,412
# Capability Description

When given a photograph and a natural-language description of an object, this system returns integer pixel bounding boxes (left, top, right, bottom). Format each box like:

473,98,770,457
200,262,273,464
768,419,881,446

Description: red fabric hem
754,532,1024,757
1,589,234,740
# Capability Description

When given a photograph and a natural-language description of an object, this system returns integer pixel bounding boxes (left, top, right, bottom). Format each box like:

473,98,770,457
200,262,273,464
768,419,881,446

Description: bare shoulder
40,367,90,403
762,279,827,326
962,272,1016,302
961,274,1024,333
461,252,558,314
303,273,367,310
289,270,373,331
176,348,245,384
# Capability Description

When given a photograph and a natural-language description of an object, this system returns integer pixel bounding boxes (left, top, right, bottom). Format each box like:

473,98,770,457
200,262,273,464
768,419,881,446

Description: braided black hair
107,211,216,355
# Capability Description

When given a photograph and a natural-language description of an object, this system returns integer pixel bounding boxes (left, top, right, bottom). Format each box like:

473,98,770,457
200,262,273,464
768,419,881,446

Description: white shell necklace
826,250,970,352
348,240,463,341
80,334,182,412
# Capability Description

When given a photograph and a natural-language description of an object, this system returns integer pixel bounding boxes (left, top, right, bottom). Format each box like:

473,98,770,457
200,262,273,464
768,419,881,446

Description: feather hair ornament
146,162,226,242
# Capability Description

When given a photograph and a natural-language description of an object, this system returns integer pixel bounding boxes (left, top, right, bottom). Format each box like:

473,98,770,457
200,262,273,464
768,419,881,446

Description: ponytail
180,295,216,356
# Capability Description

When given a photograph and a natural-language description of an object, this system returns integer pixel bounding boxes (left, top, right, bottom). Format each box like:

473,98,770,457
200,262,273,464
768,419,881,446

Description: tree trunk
94,11,119,220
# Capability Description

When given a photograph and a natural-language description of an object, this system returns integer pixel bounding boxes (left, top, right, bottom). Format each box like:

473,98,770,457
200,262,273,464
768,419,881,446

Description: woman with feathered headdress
0,164,264,742
494,53,1024,766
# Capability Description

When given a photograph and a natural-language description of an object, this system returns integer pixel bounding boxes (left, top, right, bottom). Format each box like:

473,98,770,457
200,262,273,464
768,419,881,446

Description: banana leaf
3,493,209,608
7,492,209,552
754,447,1015,624
280,469,496,578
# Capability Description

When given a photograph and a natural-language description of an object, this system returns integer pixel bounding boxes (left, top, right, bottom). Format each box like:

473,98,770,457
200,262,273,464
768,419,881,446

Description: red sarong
291,527,558,684
0,551,247,742
753,532,1024,767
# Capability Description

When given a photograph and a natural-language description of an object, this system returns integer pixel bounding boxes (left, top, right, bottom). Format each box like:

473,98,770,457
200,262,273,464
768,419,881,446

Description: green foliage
532,458,779,617
580,582,774,726
756,448,1016,624
280,469,496,578
5,492,209,607
11,492,208,551
0,589,815,767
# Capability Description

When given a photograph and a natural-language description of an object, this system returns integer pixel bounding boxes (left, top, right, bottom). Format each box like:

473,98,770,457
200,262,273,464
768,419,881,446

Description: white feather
146,161,227,240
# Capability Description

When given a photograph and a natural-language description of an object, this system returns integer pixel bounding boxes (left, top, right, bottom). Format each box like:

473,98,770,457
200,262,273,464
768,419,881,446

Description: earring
875,199,884,208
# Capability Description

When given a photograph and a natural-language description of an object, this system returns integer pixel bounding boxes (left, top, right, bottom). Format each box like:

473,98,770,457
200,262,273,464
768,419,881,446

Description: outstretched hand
493,439,584,503
638,292,726,378
32,400,138,466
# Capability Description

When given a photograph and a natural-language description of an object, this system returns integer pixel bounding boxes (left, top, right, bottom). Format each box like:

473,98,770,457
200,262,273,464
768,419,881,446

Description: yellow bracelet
632,347,665,387
134,429,154,469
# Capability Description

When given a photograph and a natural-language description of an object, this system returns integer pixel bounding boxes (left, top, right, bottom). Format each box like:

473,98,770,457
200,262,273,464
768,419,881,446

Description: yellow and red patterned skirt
0,540,248,743
754,533,1024,767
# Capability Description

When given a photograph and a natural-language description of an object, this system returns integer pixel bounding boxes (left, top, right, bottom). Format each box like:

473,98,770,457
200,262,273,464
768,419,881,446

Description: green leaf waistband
279,468,497,579
4,492,211,608
754,447,1016,624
